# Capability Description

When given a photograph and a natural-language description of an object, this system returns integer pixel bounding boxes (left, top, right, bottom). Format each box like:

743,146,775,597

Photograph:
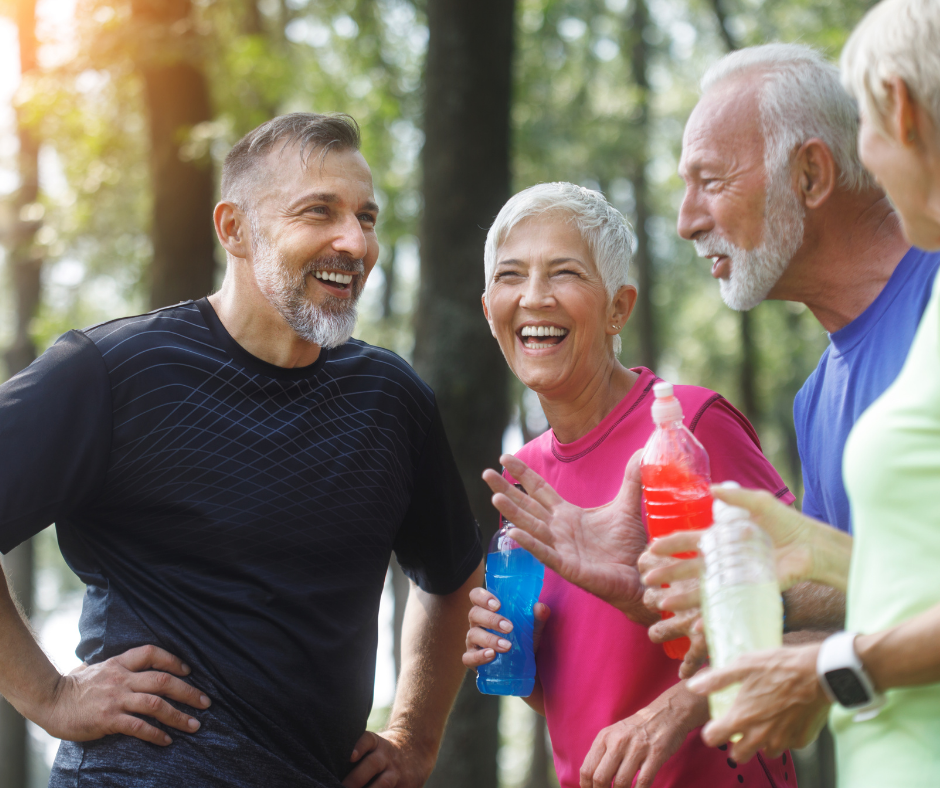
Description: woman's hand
580,681,708,788
482,451,657,625
710,486,851,593
687,643,830,764
462,587,550,669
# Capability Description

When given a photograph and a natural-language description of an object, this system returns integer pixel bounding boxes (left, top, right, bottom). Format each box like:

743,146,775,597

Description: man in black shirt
0,113,483,787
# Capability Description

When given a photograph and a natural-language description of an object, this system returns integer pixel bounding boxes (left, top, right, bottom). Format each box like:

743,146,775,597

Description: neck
770,191,910,333
539,360,638,444
208,259,322,368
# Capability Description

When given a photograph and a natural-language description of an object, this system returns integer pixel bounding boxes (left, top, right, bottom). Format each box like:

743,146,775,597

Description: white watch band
817,631,885,721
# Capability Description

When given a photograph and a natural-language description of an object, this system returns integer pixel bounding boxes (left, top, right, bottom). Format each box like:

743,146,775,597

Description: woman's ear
214,201,251,259
481,293,497,338
885,76,919,148
608,284,638,335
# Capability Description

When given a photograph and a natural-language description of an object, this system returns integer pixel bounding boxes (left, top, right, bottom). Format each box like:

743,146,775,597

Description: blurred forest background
0,0,876,786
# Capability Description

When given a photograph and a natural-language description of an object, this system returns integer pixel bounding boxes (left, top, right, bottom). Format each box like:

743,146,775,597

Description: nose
332,212,368,260
519,270,555,310
677,186,713,242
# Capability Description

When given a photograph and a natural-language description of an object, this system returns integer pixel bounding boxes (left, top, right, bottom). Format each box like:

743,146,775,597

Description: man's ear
481,293,497,338
214,201,251,259
608,284,638,335
794,138,837,210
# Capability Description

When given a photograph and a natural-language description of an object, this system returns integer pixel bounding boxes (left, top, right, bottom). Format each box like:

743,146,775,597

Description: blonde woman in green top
646,1,940,785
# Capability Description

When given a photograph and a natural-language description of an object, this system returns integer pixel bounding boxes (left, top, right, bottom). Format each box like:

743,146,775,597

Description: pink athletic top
511,368,798,788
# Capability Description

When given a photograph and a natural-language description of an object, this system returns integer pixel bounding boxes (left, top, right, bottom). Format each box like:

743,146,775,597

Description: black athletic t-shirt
0,299,481,787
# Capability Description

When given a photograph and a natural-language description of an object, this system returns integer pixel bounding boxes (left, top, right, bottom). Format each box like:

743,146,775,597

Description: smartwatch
816,631,885,721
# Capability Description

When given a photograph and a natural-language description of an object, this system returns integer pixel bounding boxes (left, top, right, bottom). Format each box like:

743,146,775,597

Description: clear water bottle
700,482,783,725
476,492,545,698
641,381,713,659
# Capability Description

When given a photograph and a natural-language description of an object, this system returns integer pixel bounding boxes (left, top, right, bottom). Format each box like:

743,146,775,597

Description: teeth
520,326,568,337
528,342,553,349
313,271,353,284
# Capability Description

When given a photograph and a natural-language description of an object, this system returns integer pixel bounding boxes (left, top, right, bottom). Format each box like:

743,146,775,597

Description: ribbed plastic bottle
640,381,713,659
700,482,783,726
476,494,545,697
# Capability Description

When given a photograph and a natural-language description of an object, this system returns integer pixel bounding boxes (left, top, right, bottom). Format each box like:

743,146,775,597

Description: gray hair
702,43,875,193
221,113,361,211
841,0,940,141
483,182,635,356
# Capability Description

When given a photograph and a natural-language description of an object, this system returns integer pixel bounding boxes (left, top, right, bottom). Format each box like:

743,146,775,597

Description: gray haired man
0,113,483,788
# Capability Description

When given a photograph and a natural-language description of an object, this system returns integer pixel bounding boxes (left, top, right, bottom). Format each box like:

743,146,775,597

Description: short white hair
702,43,875,193
483,182,635,355
841,0,940,141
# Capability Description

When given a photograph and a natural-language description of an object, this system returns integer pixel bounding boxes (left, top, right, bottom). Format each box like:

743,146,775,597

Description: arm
0,563,209,746
345,561,484,788
581,681,709,788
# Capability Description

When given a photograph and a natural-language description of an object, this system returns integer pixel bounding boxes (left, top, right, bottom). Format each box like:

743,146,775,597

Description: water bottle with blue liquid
476,490,545,697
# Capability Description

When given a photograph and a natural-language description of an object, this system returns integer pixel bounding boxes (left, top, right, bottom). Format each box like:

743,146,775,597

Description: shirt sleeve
0,331,112,554
691,396,796,505
393,400,483,595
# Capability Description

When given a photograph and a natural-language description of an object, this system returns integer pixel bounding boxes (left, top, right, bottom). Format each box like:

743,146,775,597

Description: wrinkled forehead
681,79,765,172
255,142,374,206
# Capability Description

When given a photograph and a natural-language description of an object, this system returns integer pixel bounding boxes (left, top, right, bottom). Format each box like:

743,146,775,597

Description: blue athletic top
794,247,940,533
0,299,481,787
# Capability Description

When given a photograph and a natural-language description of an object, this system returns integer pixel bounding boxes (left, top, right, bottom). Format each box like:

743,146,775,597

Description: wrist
809,522,852,593
15,665,64,728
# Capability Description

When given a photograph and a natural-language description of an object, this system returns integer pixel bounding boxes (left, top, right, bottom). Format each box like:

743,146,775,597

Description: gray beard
695,164,806,311
252,234,364,350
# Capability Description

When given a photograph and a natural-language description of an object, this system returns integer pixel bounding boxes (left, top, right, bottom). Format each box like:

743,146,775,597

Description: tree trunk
0,2,41,784
130,0,217,309
625,0,656,371
524,711,553,788
415,1,515,785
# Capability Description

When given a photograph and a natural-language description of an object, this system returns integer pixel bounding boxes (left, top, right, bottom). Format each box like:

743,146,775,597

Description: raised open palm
482,450,657,625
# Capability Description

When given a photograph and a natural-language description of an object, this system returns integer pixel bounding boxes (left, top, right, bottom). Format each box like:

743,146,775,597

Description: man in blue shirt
678,44,940,540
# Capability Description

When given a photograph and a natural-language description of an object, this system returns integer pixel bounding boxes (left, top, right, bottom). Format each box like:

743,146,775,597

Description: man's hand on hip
35,644,210,747
344,728,434,788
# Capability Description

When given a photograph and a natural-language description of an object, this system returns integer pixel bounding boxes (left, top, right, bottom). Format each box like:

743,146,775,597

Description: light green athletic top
834,269,940,787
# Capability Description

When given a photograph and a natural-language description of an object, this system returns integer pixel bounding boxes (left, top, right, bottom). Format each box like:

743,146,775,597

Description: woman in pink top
463,182,796,788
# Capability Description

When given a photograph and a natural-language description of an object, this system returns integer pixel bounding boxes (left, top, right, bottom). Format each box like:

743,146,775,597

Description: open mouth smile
517,323,570,350
312,269,357,296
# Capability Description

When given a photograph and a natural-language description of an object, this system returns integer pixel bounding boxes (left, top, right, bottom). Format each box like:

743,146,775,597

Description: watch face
825,668,871,707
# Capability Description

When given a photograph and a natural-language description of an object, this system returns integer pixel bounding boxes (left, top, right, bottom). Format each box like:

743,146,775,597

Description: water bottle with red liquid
640,381,713,659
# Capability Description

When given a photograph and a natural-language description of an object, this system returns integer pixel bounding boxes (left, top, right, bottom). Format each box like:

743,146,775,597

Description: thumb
533,603,551,652
617,449,644,506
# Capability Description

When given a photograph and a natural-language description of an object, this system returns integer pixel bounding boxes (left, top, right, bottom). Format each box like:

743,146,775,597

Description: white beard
695,164,806,311
252,230,364,350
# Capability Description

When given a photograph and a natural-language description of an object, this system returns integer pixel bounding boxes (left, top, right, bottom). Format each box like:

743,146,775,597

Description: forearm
856,602,940,692
783,582,845,632
521,675,545,716
0,563,61,723
388,561,484,760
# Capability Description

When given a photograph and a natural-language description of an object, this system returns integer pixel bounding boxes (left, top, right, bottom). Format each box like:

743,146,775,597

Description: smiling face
678,78,805,310
483,214,632,399
246,145,380,347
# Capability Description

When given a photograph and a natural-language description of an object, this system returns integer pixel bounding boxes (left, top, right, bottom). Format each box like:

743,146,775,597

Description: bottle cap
651,381,683,424
712,481,750,522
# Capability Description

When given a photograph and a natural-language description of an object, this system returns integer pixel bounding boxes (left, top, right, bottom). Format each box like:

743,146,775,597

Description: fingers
506,526,560,570
647,531,703,560
613,449,645,510
463,627,510,667
123,692,201,734
349,730,378,763
129,671,210,711
532,603,551,653
112,713,174,746
678,631,709,680
498,454,565,509
647,608,699,645
116,645,191,676
469,586,501,611
468,600,513,634
654,581,702,613
686,665,744,698
344,733,394,788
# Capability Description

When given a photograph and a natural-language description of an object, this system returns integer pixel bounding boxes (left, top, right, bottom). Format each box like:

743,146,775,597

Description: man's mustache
302,255,365,276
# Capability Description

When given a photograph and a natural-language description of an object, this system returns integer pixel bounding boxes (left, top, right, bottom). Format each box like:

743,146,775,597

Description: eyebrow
495,257,584,266
288,191,380,214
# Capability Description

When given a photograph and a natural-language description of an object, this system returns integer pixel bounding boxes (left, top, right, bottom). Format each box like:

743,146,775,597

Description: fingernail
164,735,173,745
484,649,495,658
188,718,200,730
498,639,511,649
200,695,210,707
488,599,499,610
499,620,512,632
181,664,190,674
687,677,703,692
351,750,359,761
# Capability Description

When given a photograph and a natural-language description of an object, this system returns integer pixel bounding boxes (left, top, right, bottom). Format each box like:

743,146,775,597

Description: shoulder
673,384,762,450
80,301,211,365
325,339,435,412
7,330,106,392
